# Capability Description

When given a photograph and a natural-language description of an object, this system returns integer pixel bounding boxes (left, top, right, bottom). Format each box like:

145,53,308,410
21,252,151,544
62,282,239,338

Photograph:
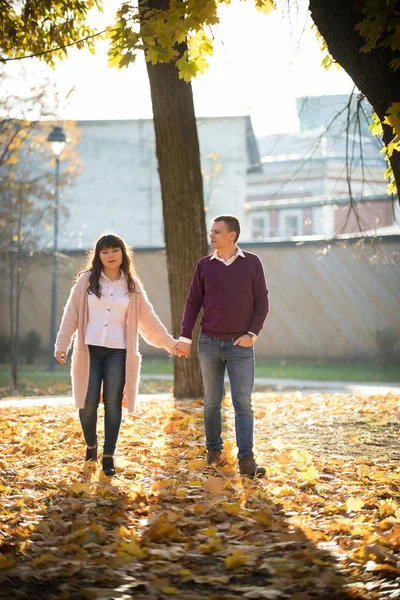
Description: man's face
209,220,236,249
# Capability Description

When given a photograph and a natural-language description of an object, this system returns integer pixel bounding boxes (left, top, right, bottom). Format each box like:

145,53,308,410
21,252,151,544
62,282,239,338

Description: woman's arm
54,275,85,355
136,279,176,352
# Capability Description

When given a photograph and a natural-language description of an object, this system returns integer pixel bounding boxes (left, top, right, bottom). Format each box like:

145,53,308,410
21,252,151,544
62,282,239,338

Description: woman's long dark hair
74,233,137,298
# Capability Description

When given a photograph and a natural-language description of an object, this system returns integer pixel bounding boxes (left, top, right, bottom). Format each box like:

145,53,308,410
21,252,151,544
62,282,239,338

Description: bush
0,335,10,363
20,330,41,364
373,327,399,365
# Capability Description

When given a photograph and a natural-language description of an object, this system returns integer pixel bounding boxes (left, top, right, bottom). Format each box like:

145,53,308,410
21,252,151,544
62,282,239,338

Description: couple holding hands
55,215,269,478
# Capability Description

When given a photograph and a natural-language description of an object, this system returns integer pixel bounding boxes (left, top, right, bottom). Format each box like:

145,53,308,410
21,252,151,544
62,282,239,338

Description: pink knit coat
55,271,175,413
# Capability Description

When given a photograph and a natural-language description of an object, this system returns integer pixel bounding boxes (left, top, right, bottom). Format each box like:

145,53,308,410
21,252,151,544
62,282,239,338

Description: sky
4,0,356,136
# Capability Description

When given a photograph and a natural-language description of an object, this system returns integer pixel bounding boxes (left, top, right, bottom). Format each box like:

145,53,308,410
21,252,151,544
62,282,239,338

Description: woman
55,233,177,476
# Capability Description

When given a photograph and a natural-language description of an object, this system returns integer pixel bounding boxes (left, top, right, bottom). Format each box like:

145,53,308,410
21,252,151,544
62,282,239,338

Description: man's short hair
212,215,241,242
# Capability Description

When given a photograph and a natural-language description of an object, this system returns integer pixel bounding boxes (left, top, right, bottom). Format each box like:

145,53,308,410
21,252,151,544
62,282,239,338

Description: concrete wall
2,236,399,360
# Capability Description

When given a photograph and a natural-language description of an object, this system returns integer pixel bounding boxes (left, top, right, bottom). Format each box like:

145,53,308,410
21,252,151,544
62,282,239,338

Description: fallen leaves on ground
0,391,399,599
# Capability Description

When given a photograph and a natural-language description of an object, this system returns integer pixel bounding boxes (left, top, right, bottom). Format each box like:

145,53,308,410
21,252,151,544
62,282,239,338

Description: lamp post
48,125,66,371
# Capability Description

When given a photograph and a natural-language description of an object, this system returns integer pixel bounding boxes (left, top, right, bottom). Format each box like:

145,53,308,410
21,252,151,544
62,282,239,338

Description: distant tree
0,70,80,388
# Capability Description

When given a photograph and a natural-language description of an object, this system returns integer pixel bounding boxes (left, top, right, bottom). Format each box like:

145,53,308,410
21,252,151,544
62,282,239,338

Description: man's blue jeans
79,345,126,456
197,332,255,462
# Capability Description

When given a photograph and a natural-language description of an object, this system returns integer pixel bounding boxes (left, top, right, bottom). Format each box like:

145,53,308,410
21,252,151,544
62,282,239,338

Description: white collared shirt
179,246,257,344
210,244,246,266
85,271,130,349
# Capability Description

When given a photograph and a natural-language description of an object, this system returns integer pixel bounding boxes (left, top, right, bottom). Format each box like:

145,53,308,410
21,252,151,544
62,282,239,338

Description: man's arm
248,257,269,335
174,262,205,357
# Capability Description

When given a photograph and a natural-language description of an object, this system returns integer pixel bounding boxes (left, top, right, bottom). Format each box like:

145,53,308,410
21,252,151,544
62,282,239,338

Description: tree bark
141,12,208,397
309,0,400,199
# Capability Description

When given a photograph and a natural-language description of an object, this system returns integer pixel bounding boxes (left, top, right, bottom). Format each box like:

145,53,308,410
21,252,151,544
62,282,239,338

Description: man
174,215,269,478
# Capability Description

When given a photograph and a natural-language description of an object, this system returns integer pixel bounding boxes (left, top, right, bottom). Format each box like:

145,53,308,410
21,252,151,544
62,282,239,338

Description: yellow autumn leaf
190,480,202,487
118,537,147,559
270,485,295,496
290,448,313,464
0,554,15,570
32,552,57,566
380,499,397,518
198,540,222,554
162,586,179,595
383,102,400,136
274,449,292,464
224,550,249,569
254,0,276,14
180,569,192,578
327,519,351,534
118,525,131,537
369,112,383,136
299,465,319,483
346,497,364,512
204,477,224,494
253,510,271,526
187,458,205,469
71,481,92,495
221,502,242,515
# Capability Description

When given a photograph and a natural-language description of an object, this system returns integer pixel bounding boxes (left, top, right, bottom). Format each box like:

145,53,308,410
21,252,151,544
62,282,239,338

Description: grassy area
0,356,399,398
143,357,400,382
254,359,400,382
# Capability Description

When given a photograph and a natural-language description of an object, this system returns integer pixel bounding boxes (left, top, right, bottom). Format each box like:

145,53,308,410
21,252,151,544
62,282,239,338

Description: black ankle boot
85,445,98,462
102,456,115,477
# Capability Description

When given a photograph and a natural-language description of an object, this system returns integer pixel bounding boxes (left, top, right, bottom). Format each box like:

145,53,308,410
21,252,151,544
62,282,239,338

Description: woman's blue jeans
197,332,255,462
79,345,126,456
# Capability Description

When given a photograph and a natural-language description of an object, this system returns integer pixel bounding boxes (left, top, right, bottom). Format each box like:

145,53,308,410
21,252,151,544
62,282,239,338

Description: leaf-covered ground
0,392,400,599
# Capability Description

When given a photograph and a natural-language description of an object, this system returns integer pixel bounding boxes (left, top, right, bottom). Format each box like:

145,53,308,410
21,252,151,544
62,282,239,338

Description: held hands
172,341,191,358
233,335,254,348
55,350,67,364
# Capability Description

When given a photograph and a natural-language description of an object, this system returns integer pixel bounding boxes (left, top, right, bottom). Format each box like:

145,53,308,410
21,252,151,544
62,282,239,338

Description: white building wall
197,117,247,229
58,117,248,251
325,161,386,198
246,160,325,202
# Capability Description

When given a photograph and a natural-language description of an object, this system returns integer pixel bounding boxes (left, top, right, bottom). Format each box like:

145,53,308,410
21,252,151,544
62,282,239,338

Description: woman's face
99,246,123,270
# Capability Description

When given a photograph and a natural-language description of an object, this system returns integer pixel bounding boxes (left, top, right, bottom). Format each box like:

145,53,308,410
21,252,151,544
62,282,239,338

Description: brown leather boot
239,455,266,478
206,449,224,465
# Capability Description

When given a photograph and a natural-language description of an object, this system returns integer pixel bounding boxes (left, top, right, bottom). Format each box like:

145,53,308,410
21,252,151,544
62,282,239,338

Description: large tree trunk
309,0,400,199
141,14,208,397
145,59,208,397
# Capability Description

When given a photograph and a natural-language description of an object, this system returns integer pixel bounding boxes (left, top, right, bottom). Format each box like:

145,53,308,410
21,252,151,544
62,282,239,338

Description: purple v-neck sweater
180,251,269,340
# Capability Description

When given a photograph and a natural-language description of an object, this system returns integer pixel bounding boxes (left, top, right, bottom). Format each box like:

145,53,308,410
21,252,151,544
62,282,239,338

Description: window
251,217,266,240
284,215,299,237
279,209,303,238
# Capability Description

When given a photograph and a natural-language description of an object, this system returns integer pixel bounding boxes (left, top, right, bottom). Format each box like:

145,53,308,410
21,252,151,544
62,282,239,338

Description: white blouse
84,271,130,349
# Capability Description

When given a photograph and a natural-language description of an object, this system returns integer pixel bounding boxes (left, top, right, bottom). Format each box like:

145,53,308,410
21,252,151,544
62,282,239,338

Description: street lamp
47,125,66,371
